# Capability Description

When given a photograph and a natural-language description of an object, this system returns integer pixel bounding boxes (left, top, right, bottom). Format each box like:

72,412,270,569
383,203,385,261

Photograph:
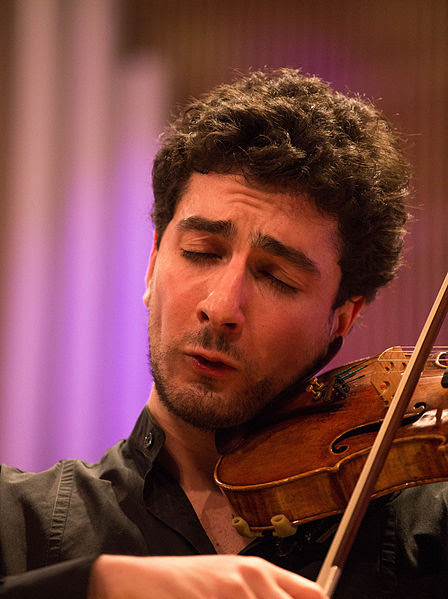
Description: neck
147,386,253,554
147,387,219,489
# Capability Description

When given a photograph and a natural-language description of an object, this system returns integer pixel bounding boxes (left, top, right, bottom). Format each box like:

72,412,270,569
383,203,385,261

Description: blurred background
0,0,447,471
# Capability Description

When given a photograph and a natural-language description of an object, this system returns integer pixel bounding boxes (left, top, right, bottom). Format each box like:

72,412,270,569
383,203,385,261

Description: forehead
179,172,307,216
172,172,341,255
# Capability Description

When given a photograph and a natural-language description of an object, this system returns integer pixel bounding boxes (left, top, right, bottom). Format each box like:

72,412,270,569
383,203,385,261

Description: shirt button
144,433,153,448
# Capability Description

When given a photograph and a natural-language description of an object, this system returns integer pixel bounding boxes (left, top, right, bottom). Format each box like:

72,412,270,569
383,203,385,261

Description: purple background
0,0,446,471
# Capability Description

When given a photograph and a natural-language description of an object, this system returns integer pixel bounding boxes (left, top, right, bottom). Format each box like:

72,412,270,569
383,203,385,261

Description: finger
275,568,328,599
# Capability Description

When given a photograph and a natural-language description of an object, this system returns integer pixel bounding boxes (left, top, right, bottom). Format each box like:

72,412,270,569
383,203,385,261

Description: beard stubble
148,324,330,432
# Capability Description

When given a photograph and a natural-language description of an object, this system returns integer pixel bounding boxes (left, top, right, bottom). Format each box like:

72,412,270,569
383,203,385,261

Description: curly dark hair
152,68,409,305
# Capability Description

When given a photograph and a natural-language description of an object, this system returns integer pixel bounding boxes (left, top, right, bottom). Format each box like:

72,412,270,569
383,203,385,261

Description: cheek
151,267,202,329
253,316,300,362
257,310,330,360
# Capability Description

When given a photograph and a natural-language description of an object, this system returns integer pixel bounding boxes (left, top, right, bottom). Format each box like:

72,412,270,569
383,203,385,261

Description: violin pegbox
306,367,358,404
306,377,326,400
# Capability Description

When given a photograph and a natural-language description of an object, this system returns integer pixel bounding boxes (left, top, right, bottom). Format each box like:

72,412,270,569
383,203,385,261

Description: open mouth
195,355,228,369
190,354,235,377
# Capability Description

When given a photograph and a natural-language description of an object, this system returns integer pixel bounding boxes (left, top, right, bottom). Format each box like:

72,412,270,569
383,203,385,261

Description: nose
196,263,247,334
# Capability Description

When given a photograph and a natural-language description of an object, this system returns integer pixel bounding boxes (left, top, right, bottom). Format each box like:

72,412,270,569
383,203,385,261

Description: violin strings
345,374,366,384
378,346,447,359
337,359,374,380
377,346,447,373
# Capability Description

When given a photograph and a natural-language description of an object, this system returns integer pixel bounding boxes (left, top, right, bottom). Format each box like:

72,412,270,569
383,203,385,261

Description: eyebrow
250,231,321,276
176,216,237,238
176,215,320,276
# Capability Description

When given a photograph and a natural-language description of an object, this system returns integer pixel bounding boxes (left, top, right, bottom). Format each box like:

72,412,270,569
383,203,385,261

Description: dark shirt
1,406,448,598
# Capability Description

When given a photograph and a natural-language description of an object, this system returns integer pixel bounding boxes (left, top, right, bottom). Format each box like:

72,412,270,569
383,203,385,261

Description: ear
331,296,365,339
143,233,158,307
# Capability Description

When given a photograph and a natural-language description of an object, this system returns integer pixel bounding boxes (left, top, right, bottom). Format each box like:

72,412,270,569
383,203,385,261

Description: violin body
214,347,448,532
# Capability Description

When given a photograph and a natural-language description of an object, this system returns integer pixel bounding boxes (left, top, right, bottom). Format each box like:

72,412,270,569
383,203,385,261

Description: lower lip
190,355,236,378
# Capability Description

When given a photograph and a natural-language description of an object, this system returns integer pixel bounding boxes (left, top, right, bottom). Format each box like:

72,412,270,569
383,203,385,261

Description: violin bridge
371,346,407,406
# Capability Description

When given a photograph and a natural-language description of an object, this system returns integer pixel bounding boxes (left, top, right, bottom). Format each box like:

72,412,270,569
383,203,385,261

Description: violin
214,346,448,534
215,272,448,596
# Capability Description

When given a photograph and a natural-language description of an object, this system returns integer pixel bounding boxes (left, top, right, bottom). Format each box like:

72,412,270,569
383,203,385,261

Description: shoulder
0,441,124,494
0,460,71,507
0,442,146,574
0,438,144,523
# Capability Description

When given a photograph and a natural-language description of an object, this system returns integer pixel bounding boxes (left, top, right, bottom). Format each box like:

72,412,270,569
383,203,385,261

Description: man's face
145,173,362,430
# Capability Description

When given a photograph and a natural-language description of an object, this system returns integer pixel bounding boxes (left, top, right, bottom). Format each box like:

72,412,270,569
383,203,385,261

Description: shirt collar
126,404,166,476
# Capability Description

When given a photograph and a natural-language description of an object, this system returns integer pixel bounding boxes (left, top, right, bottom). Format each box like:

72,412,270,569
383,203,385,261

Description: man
2,69,447,598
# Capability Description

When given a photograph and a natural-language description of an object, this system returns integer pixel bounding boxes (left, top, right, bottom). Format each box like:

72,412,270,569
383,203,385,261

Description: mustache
182,328,244,362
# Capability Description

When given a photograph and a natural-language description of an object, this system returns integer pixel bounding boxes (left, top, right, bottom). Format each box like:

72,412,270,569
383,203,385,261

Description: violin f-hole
331,403,427,454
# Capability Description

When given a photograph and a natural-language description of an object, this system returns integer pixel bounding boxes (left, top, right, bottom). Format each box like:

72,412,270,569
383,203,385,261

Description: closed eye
181,249,298,294
181,249,221,263
260,270,298,294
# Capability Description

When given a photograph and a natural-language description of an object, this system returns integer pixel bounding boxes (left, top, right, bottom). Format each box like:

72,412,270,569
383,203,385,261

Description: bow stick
316,272,448,597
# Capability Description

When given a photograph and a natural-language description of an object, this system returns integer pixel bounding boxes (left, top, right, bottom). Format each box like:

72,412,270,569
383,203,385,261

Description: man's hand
88,554,327,599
